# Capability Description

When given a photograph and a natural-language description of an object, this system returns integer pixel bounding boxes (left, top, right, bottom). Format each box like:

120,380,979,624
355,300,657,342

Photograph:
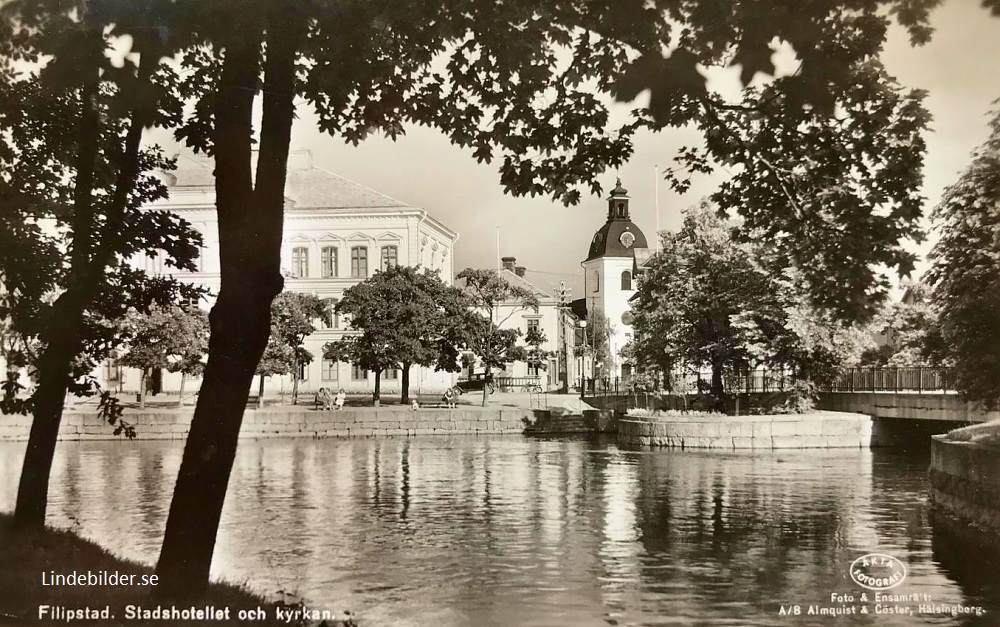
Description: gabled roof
632,247,655,274
284,167,409,210
164,151,411,210
499,268,552,299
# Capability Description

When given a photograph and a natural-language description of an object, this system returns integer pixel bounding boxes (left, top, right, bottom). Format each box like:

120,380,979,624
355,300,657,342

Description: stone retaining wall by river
930,424,1000,534
618,411,871,449
0,407,537,442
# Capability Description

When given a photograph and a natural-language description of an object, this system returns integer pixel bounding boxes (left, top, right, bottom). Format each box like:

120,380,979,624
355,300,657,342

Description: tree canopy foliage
118,304,209,408
324,266,469,404
1,0,205,530
926,107,1000,408
456,268,540,404
858,280,940,367
630,204,869,407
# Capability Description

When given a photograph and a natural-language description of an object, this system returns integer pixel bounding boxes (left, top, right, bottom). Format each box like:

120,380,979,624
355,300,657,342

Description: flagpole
496,226,500,272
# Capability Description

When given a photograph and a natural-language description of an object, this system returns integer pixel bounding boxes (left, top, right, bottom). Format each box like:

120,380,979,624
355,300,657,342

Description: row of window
291,245,398,279
311,359,396,382
592,271,632,292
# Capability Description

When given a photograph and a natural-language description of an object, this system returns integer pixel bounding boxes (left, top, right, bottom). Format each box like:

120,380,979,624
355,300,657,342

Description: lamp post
578,320,588,400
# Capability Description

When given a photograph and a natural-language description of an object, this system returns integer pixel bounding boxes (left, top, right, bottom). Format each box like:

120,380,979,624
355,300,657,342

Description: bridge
584,367,997,447
816,367,999,424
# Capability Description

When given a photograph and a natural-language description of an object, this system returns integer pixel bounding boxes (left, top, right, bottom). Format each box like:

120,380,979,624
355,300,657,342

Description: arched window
621,270,632,290
617,202,625,218
593,271,600,292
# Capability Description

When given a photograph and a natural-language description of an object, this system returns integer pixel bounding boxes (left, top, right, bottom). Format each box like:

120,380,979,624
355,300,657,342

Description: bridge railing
826,366,954,393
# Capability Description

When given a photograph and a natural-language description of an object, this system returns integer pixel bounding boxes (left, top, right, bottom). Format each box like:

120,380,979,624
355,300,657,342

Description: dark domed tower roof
586,178,648,261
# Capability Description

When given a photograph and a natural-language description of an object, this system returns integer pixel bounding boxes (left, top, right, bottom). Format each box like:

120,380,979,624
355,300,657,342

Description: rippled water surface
2,436,999,626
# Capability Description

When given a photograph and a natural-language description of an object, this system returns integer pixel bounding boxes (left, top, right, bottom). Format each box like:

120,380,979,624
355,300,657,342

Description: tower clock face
620,231,635,248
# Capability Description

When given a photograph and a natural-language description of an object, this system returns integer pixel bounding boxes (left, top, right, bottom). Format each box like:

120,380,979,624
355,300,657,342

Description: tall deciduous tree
253,333,295,410
926,107,1000,408
324,266,469,405
1,2,202,529
118,304,209,409
630,204,868,407
613,3,941,320
456,268,539,406
630,205,790,406
580,311,615,380
267,292,328,405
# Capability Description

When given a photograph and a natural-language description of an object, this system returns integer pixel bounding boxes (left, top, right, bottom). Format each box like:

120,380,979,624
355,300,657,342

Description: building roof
165,151,410,210
499,268,552,299
585,178,648,261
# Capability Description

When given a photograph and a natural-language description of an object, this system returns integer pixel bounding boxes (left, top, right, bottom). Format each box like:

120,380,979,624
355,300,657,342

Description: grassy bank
0,513,355,626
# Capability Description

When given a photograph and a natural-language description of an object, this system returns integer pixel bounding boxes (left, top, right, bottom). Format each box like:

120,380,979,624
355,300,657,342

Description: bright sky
166,3,1000,299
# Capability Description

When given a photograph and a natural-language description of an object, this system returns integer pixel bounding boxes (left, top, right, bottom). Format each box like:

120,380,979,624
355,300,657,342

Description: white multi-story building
119,150,460,397
458,256,579,390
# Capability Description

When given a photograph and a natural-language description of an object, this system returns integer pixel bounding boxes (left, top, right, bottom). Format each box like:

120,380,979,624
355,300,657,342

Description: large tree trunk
257,375,265,409
178,373,186,407
373,369,382,406
13,299,85,528
400,362,410,404
156,9,304,598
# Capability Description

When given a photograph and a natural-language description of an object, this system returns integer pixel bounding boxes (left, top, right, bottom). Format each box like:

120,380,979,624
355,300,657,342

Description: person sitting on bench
442,387,458,408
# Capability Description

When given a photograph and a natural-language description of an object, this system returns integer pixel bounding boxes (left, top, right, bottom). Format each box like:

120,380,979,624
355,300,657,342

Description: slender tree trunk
291,358,299,405
400,363,411,404
481,367,491,407
139,369,147,410
257,376,265,409
14,35,162,529
13,57,100,528
710,357,726,412
178,373,186,407
373,369,382,406
156,9,305,598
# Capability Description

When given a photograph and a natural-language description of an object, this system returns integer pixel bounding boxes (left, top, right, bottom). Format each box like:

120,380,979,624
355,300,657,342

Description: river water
1,436,998,626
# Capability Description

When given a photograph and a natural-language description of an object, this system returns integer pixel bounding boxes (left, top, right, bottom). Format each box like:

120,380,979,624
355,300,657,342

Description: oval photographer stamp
850,553,907,591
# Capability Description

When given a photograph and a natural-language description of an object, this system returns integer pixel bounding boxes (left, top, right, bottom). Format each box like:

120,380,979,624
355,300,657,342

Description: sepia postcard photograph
1,0,999,625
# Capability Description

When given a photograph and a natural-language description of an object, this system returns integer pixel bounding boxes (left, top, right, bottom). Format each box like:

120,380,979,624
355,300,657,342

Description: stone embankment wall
930,424,1000,534
817,392,1000,423
0,408,537,442
618,411,871,449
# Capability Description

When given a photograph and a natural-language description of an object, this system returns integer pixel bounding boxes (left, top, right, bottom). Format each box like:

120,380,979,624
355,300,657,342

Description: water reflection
0,438,995,626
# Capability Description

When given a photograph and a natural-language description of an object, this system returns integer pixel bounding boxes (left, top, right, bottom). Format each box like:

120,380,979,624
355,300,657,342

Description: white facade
116,150,459,397
459,259,579,390
579,180,648,381
581,255,636,377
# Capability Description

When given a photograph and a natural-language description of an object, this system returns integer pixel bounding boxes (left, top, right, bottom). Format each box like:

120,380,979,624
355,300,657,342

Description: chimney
515,266,526,278
501,256,516,272
287,149,313,171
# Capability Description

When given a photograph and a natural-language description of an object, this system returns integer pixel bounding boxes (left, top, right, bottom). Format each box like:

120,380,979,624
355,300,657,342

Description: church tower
581,179,648,380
